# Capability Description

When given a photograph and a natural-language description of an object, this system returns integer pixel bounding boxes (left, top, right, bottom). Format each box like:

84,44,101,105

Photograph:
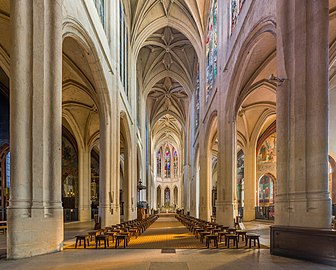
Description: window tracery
206,0,218,101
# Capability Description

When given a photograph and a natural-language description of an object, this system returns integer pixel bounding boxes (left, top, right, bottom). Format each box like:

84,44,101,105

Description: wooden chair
115,234,128,248
245,233,260,248
205,235,218,248
95,234,109,248
226,234,238,248
75,235,90,248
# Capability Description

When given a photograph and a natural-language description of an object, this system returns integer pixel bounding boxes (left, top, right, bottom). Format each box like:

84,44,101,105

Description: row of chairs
75,215,158,249
176,214,260,249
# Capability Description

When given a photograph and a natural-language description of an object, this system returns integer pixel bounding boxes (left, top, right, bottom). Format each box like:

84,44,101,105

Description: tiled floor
0,215,333,270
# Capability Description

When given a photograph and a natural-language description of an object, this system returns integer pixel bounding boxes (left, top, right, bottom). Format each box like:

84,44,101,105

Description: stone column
243,143,256,221
276,0,331,228
198,141,211,220
78,146,91,222
99,119,112,227
216,119,236,227
8,0,63,259
124,147,132,221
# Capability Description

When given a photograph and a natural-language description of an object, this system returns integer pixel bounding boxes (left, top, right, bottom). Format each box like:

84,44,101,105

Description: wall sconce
268,74,287,85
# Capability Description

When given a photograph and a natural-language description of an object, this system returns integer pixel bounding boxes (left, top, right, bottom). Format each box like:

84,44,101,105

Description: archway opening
90,148,99,220
0,66,9,222
256,174,275,220
328,156,336,217
255,131,276,220
237,149,245,219
173,186,178,207
62,36,102,222
62,128,79,222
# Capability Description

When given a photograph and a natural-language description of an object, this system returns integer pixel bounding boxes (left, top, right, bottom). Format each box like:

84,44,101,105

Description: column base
242,205,255,222
99,205,120,227
216,201,235,227
7,207,63,259
79,206,91,222
199,204,210,221
124,205,137,221
270,225,336,267
275,193,331,227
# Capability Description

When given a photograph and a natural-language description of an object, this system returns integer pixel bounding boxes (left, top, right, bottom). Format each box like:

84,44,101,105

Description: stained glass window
195,67,200,130
165,187,170,206
119,1,128,96
164,146,171,178
231,0,246,30
173,149,178,177
93,0,105,28
157,149,162,177
258,175,274,205
206,0,218,101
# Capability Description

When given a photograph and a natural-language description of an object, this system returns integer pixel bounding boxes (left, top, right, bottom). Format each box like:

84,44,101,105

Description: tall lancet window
173,149,178,177
231,0,245,30
195,66,200,131
93,0,105,27
119,1,129,96
157,148,162,177
206,0,218,101
164,146,171,178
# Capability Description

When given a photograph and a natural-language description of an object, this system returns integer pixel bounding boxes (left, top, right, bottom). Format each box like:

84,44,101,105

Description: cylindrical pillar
276,0,331,228
8,0,63,259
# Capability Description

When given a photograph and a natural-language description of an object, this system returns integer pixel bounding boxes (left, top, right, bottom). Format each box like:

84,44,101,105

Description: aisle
128,214,205,249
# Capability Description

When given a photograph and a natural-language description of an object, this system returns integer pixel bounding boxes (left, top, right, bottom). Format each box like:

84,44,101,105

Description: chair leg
75,239,78,249
257,238,260,248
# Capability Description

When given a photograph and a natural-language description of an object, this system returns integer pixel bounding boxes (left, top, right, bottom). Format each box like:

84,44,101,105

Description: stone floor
0,215,333,269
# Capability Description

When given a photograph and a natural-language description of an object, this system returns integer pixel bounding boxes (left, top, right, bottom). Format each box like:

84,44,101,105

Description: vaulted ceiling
130,0,209,54
132,1,203,155
152,114,183,151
